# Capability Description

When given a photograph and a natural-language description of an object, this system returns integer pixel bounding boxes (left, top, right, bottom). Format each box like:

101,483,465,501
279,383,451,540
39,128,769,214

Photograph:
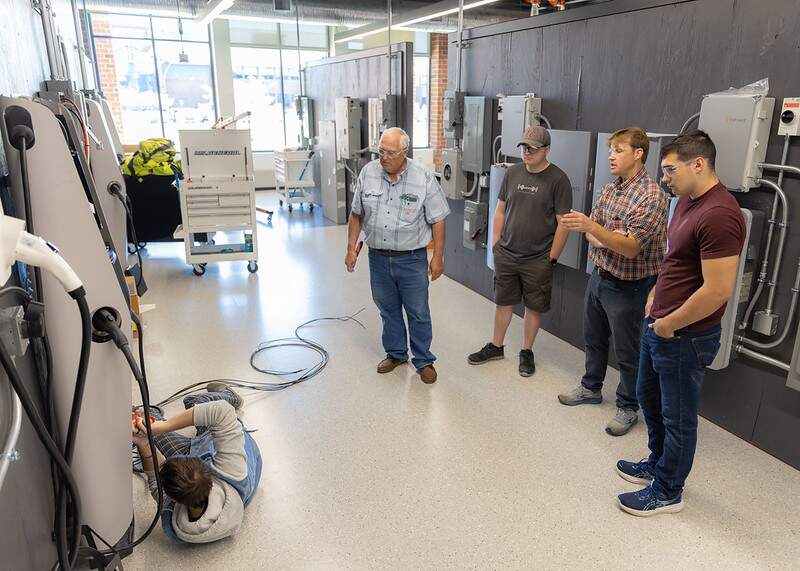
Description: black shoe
468,342,504,365
519,350,535,377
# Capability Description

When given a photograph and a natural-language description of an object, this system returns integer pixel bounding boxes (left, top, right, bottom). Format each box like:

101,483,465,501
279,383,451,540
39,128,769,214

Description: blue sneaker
616,458,655,485
618,485,684,517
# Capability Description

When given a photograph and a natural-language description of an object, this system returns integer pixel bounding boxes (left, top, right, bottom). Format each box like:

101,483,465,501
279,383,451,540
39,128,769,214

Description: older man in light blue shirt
345,127,450,384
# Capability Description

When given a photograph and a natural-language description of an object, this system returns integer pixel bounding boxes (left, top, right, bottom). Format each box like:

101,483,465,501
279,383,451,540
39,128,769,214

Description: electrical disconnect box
443,90,465,141
463,200,488,250
777,97,800,136
294,96,314,148
698,93,775,191
368,95,399,153
462,96,496,174
335,97,362,160
500,94,543,158
440,147,466,200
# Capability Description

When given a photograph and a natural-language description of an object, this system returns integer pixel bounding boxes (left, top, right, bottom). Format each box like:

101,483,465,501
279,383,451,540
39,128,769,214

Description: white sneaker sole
615,465,653,486
618,498,684,517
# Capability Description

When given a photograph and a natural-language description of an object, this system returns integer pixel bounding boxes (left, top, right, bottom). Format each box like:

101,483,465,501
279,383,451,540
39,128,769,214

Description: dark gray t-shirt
497,162,572,260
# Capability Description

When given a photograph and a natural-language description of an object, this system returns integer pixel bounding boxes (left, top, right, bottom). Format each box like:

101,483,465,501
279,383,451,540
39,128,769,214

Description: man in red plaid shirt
558,127,668,436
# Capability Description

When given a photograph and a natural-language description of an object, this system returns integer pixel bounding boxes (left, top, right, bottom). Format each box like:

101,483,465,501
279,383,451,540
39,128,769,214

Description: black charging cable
109,184,145,291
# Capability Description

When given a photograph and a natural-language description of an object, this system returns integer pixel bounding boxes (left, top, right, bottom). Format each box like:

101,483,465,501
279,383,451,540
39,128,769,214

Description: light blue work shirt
351,158,450,251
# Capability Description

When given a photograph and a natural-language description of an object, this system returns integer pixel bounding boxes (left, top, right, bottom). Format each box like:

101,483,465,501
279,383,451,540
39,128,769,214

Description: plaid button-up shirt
351,158,450,251
589,166,668,280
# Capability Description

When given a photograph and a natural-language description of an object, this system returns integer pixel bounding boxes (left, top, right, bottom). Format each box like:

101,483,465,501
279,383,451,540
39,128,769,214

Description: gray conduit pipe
679,112,700,135
738,256,800,350
736,345,790,371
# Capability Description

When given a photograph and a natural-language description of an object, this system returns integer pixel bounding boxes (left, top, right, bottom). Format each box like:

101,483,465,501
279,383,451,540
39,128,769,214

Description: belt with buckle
370,247,424,257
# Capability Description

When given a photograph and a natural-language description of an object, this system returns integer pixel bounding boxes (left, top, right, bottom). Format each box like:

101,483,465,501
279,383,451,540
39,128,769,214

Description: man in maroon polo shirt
616,130,745,517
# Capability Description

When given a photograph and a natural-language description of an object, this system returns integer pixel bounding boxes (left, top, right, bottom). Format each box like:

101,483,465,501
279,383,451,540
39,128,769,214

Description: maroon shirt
650,183,746,332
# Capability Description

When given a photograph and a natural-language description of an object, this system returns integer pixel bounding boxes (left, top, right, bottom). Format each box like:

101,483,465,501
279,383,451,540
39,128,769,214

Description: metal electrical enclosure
440,147,467,200
368,95,399,152
294,95,314,148
335,97,362,160
500,94,543,158
463,200,488,250
788,323,800,392
443,90,465,140
486,164,506,270
664,199,763,370
318,120,347,224
586,132,673,274
698,93,775,191
462,96,495,173
548,129,597,270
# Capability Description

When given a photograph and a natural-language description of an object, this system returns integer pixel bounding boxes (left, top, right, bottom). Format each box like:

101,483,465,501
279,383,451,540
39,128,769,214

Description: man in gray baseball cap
467,124,572,377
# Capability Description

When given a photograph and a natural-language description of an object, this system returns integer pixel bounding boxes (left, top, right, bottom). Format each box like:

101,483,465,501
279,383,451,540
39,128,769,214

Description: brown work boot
377,357,406,374
418,365,437,384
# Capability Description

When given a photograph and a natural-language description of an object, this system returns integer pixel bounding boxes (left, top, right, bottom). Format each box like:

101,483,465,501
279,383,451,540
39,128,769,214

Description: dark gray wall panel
444,0,800,469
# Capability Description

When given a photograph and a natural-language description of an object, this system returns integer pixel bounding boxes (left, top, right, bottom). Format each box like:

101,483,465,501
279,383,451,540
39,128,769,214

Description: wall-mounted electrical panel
335,96,362,160
586,132,674,274
500,94,543,158
664,198,763,370
462,96,496,173
440,147,467,200
463,200,488,250
368,95,399,153
294,95,314,148
548,129,597,270
443,90,465,141
698,93,775,191
777,97,800,136
486,164,506,270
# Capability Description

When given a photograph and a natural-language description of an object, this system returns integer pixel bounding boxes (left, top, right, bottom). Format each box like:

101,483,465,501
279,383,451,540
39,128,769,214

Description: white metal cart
177,128,259,276
274,149,316,212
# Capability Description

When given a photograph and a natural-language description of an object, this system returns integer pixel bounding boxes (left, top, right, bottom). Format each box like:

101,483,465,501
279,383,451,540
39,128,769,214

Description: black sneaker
468,342,504,365
519,350,535,377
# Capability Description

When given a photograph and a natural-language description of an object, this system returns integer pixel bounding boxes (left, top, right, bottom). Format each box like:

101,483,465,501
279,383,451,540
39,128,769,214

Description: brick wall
87,13,125,143
429,33,448,170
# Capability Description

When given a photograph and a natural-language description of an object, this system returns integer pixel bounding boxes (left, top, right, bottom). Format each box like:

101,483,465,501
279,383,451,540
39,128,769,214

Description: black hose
53,291,92,569
0,333,81,571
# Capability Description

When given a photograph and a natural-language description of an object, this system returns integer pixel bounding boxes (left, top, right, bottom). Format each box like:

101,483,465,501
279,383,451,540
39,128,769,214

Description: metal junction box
698,93,775,191
440,147,467,200
335,97,362,160
548,129,597,270
443,90,465,141
462,96,496,174
486,164,506,270
586,132,673,274
463,199,488,250
368,95,399,153
500,94,543,158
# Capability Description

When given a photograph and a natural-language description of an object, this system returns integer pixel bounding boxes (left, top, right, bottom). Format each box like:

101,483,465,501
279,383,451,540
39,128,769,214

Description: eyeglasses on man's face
661,159,695,177
378,147,406,158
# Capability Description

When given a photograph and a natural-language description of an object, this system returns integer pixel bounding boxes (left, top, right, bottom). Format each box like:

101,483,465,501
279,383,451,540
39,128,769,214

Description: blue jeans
368,248,435,370
637,317,721,499
581,271,656,410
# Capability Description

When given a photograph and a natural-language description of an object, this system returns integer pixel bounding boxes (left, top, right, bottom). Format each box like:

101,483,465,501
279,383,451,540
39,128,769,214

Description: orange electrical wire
62,96,91,163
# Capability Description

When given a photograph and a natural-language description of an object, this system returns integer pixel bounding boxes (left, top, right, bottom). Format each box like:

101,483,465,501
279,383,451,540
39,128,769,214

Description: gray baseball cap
517,125,551,149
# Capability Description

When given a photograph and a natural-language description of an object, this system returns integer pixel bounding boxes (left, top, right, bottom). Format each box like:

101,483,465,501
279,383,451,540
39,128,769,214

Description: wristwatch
550,258,558,266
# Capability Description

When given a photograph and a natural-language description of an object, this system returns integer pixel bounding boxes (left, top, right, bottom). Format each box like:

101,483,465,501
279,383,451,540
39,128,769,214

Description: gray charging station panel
487,164,506,271
586,133,672,274
549,129,596,270
319,120,347,224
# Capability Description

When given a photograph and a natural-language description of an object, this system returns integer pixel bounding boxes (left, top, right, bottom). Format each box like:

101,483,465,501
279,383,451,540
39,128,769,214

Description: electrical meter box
294,96,314,148
368,95,399,153
586,132,674,274
440,147,467,200
500,94,543,158
777,97,800,136
698,93,775,191
464,200,488,250
462,96,496,173
548,129,596,270
335,97,362,160
443,90,465,141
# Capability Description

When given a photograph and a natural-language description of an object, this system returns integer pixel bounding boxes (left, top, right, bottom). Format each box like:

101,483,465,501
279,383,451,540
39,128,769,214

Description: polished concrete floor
124,190,800,570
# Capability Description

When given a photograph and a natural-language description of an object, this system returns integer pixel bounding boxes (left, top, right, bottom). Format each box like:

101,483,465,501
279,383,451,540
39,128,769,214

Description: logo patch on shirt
517,184,539,194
